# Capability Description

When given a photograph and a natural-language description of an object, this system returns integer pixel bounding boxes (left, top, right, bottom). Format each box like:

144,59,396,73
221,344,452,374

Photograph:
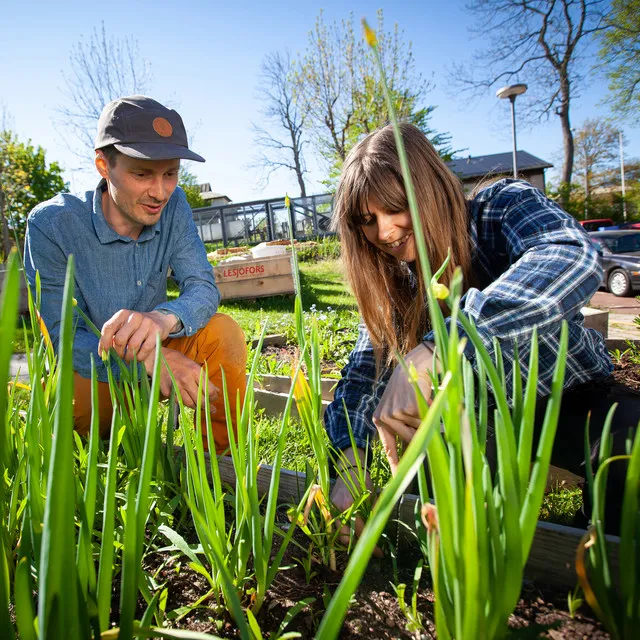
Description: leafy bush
295,236,341,262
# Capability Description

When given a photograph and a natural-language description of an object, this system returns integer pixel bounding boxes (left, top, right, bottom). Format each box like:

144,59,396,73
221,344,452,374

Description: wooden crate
213,254,295,300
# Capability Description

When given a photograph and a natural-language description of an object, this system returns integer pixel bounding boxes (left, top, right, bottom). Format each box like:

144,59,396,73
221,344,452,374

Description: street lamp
496,83,528,178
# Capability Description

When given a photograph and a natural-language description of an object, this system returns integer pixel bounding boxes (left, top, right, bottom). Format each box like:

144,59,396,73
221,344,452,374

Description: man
24,95,247,453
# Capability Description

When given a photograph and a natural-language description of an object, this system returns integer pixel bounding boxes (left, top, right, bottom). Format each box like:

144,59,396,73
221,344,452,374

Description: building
198,183,232,207
446,151,553,193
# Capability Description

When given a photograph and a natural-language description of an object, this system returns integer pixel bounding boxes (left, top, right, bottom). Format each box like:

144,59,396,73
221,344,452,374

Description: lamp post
496,83,528,178
620,130,627,222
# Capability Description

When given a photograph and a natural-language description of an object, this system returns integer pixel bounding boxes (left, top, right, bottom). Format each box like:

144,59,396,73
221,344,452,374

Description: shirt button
137,280,142,286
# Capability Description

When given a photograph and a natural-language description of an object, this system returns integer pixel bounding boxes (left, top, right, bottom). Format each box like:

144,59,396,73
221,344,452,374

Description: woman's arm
425,181,612,396
324,322,391,452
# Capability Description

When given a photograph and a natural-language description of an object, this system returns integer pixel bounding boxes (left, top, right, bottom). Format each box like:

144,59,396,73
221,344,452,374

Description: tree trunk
294,149,307,198
297,173,307,198
557,72,574,211
290,132,307,198
0,189,10,262
584,171,590,219
558,106,574,211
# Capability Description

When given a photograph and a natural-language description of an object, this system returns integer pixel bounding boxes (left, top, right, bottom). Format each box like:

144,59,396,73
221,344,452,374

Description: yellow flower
8,381,31,391
72,297,78,307
35,309,53,352
362,19,378,47
431,282,449,300
284,194,291,209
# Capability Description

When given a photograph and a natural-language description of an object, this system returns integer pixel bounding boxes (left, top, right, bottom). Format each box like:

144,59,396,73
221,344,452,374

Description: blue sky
2,0,637,202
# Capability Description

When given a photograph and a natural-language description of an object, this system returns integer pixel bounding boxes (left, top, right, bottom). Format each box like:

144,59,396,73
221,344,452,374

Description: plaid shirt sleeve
324,323,392,451
425,180,612,397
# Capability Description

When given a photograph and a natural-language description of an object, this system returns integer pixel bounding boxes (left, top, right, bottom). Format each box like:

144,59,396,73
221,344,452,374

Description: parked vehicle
579,218,614,232
589,230,640,296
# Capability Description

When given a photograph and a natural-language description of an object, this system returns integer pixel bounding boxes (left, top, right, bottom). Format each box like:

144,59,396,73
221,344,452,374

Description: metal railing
192,193,334,246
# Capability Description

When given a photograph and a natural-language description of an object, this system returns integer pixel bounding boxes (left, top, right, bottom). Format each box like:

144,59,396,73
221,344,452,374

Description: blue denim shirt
24,181,220,382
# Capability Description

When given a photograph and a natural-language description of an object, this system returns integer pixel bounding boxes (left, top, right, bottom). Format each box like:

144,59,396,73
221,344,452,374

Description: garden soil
611,351,640,390
136,535,610,639
242,345,629,637
81,338,636,638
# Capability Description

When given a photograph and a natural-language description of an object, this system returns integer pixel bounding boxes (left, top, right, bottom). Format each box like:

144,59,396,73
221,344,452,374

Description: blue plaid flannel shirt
324,179,613,452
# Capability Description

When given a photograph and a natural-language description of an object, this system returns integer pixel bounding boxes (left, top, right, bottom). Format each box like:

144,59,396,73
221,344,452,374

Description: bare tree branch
54,22,152,166
250,51,310,197
296,9,444,187
449,0,610,204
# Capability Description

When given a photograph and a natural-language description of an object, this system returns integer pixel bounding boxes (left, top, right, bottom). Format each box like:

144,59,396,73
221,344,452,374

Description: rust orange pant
72,313,247,454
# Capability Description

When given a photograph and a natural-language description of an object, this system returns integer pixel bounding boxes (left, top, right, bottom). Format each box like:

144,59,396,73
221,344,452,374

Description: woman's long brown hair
332,123,472,366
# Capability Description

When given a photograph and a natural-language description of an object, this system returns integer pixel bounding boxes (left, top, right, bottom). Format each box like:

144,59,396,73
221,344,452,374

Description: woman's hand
373,342,435,475
330,446,382,557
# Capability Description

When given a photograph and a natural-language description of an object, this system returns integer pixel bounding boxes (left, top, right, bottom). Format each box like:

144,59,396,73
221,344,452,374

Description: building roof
446,151,553,180
201,191,231,201
198,182,231,202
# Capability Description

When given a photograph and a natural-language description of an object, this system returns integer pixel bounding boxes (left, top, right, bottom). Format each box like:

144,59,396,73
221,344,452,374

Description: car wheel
608,268,632,297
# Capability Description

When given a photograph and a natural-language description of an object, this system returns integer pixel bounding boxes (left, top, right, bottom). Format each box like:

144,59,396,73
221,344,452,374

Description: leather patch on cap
153,117,173,137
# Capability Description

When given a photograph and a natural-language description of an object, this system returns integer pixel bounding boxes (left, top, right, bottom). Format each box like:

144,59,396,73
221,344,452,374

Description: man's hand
144,347,219,411
98,309,180,363
373,342,435,475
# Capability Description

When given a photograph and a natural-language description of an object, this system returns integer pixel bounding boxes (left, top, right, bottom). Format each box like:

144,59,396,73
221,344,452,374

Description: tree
599,0,640,122
0,131,68,257
297,10,452,187
574,118,620,190
0,107,12,258
251,51,310,197
56,22,152,161
573,118,620,216
451,0,609,208
178,166,206,210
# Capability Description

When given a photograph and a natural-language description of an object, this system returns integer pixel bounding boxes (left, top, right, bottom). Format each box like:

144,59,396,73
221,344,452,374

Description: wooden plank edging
208,454,620,590
605,337,640,351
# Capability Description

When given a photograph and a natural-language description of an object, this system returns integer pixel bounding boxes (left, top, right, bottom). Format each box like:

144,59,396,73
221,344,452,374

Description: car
589,230,640,296
579,218,614,232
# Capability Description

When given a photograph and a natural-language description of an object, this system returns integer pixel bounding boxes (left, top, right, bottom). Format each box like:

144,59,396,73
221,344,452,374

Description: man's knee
73,372,113,437
198,313,247,367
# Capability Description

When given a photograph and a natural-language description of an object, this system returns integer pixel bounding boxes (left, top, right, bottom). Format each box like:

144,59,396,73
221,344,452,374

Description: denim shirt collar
92,179,162,244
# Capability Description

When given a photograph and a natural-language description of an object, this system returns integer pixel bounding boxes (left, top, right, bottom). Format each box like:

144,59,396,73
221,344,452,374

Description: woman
324,122,637,533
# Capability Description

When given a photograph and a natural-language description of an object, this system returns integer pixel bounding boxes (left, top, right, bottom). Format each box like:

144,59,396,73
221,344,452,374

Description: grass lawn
13,322,35,355
166,258,358,342
219,259,357,340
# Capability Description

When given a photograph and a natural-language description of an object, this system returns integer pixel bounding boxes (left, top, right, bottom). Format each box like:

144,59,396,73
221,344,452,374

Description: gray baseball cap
95,95,205,162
